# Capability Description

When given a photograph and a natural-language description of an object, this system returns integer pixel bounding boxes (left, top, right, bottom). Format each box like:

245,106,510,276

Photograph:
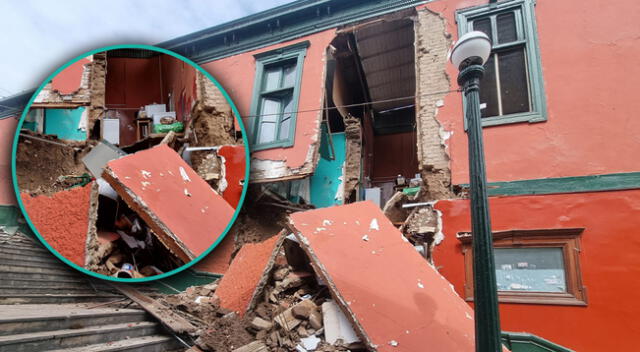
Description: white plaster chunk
184,188,191,197
217,155,228,194
300,336,321,351
179,166,191,182
322,300,360,345
369,218,379,231
141,170,152,179
362,235,369,241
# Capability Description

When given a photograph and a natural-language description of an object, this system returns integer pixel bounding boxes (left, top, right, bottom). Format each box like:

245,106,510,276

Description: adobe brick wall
414,8,455,199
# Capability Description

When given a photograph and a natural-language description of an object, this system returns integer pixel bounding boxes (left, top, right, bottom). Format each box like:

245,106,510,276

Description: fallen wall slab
289,201,476,351
215,233,284,317
103,144,235,263
20,182,97,266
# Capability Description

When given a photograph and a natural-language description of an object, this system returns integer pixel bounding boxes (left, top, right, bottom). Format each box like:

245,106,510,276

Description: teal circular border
11,44,251,282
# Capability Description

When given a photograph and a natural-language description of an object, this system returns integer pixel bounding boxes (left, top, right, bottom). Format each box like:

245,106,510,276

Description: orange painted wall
20,182,95,266
200,30,336,169
433,191,640,351
420,0,640,185
51,57,90,95
0,117,18,205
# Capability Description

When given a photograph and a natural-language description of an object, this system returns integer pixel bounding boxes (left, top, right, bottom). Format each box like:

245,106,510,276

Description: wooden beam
111,284,197,334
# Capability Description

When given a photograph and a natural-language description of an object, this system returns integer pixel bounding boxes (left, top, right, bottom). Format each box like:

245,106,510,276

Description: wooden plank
112,283,197,334
457,172,640,197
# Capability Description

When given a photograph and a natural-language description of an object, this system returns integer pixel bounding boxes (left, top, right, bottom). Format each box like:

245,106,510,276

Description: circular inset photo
12,45,249,281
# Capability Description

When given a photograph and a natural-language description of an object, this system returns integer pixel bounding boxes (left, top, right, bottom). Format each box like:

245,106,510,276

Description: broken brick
289,201,477,351
103,144,235,262
274,299,317,331
250,317,273,331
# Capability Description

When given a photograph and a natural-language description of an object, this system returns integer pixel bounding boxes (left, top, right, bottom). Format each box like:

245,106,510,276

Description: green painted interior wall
44,108,87,141
310,126,346,208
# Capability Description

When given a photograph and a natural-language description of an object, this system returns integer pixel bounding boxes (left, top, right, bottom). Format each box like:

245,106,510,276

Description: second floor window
457,0,547,126
249,41,308,150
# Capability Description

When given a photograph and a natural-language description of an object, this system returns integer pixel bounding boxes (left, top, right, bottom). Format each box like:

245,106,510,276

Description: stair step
0,277,92,288
0,257,68,269
0,242,47,251
0,250,61,263
0,264,79,276
0,272,84,282
0,286,116,295
0,321,159,352
0,305,148,336
0,293,122,305
0,247,54,259
45,335,182,352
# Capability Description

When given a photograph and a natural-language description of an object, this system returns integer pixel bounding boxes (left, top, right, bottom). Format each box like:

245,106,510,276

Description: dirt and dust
15,134,91,195
190,102,236,148
195,316,256,352
229,192,290,249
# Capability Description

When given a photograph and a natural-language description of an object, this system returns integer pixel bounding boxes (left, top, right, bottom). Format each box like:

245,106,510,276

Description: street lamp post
450,31,502,352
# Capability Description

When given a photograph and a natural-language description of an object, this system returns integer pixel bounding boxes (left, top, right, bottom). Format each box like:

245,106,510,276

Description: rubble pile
159,239,365,352
242,261,362,352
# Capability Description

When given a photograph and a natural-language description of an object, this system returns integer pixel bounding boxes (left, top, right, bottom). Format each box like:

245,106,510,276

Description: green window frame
457,0,547,127
249,41,309,150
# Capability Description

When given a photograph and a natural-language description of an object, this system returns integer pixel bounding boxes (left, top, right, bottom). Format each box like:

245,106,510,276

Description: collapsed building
14,49,246,278
1,0,639,351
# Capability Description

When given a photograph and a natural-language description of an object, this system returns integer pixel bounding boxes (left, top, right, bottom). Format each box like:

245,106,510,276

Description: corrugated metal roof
0,91,34,119
355,19,415,112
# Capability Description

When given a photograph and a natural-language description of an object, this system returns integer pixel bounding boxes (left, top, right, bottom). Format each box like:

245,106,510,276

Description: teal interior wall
310,125,346,208
44,108,87,141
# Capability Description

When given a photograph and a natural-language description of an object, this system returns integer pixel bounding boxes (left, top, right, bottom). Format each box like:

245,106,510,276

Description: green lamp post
450,31,502,352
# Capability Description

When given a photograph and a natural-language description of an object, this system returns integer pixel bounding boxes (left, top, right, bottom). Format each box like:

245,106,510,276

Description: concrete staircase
0,229,184,351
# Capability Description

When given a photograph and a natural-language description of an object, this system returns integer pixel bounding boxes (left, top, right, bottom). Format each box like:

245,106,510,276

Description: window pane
495,248,566,292
282,64,297,88
258,122,276,144
263,67,281,91
480,53,499,118
498,47,530,115
260,98,280,123
497,12,517,44
473,18,493,43
278,96,294,141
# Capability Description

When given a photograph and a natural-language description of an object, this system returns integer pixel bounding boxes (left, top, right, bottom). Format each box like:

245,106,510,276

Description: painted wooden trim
458,172,640,196
456,0,547,128
501,331,574,352
249,41,308,151
460,228,587,306
159,0,427,64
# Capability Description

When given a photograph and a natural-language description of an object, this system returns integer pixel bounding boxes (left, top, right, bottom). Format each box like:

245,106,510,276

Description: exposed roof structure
0,91,34,119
